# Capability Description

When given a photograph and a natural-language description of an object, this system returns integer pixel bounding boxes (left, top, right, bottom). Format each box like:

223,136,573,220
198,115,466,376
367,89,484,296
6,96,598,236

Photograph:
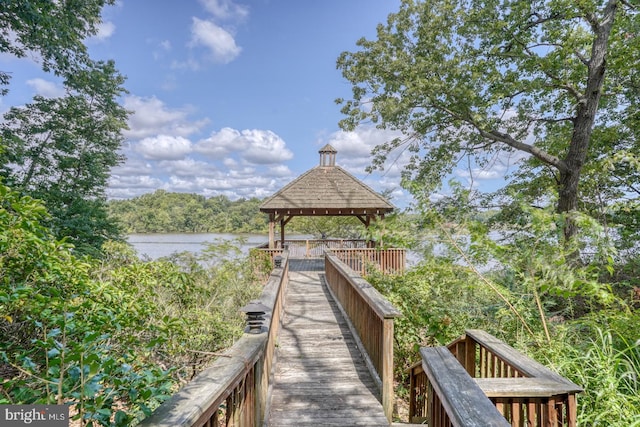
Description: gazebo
260,144,395,249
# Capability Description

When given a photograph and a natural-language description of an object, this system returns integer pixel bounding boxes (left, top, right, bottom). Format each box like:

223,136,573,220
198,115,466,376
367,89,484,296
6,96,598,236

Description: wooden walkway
266,259,389,427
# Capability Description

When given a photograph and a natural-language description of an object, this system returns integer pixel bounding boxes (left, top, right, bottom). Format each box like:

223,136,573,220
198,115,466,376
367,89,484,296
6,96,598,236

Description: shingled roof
260,145,394,216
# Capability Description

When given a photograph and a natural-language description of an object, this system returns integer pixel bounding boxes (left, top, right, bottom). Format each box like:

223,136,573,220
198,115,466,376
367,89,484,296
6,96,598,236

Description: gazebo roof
260,145,394,216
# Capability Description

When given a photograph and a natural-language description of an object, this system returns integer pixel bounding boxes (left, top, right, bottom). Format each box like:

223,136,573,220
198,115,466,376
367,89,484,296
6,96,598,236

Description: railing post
382,317,394,422
465,335,476,377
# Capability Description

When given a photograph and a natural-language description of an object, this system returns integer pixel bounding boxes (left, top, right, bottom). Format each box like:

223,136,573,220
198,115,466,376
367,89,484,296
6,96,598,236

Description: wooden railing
278,238,368,258
329,247,406,275
410,347,511,426
409,330,583,427
256,239,406,275
138,253,290,427
323,252,401,422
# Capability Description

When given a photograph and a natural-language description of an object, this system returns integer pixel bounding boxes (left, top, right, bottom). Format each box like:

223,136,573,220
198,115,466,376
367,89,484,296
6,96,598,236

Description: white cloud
26,78,65,98
326,126,408,176
199,0,249,21
159,40,172,51
124,95,208,139
159,158,219,177
189,17,241,64
268,165,292,177
136,135,193,160
240,130,293,164
195,128,293,164
152,39,172,61
95,21,116,40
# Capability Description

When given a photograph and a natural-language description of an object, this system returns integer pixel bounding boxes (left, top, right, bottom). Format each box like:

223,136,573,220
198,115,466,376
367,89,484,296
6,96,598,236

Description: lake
128,233,421,266
127,233,311,260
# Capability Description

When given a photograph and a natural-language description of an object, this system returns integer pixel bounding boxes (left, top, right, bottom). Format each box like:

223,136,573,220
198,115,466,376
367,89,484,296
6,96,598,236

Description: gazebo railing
256,239,406,275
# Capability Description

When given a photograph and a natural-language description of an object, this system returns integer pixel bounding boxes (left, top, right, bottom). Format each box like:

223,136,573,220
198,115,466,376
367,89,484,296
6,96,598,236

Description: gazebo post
268,213,275,249
280,217,286,250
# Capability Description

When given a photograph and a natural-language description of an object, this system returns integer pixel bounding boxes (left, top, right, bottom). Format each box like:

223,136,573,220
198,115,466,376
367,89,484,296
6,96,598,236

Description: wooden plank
266,268,389,427
475,377,582,398
325,253,402,319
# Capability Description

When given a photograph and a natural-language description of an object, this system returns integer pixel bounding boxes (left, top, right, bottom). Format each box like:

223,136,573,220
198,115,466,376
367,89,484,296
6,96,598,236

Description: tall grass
535,320,640,426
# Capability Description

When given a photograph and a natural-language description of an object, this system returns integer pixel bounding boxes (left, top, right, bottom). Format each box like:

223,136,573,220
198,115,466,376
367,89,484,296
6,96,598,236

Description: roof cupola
319,144,337,167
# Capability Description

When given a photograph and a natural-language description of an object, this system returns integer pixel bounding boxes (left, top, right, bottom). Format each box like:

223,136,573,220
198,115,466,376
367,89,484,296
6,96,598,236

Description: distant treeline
108,189,373,236
108,190,270,233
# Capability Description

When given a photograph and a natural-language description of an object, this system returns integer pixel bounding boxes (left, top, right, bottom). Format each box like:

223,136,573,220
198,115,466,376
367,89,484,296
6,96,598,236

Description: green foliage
108,190,269,233
0,60,128,256
367,259,506,372
337,0,640,242
0,0,115,95
0,183,267,425
530,312,640,426
367,180,639,423
1,2,128,257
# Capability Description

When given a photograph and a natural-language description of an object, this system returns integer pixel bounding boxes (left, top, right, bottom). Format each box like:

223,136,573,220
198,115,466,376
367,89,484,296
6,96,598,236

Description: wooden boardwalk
266,259,389,427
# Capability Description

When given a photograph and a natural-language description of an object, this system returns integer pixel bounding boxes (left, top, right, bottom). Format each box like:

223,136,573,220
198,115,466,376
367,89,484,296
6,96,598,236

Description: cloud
189,17,241,64
136,135,193,160
96,21,116,39
325,126,408,176
124,95,208,139
195,128,293,164
158,158,220,177
26,78,65,98
199,0,249,21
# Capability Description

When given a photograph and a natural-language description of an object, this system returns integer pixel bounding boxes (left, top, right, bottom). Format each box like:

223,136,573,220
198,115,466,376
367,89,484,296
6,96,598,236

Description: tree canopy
337,0,639,243
0,0,127,256
0,0,114,94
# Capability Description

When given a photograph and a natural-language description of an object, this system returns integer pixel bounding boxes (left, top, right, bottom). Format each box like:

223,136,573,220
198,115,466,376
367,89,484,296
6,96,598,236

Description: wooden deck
266,259,389,426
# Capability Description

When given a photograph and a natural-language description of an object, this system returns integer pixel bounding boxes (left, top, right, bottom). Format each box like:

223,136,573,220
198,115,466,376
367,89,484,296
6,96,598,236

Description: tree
0,61,128,255
0,1,128,256
337,0,639,243
0,0,115,95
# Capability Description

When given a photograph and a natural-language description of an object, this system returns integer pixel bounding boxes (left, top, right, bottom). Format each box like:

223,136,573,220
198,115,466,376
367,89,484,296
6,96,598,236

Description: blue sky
0,0,512,208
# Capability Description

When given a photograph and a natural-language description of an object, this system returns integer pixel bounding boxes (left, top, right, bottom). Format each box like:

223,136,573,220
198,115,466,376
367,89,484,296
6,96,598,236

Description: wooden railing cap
420,347,511,427
325,252,401,319
138,333,267,427
463,329,583,392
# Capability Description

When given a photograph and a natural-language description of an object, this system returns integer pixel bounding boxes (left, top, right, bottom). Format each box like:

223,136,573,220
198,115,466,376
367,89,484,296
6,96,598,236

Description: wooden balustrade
330,247,406,275
409,330,583,427
256,239,406,274
411,347,511,426
138,254,290,427
323,252,401,422
278,239,369,258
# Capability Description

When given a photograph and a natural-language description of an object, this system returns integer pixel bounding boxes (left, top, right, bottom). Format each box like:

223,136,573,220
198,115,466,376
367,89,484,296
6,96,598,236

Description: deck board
267,259,389,427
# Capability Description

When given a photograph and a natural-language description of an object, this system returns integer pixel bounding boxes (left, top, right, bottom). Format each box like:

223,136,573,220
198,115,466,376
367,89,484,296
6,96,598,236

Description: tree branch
481,128,569,173
428,103,569,173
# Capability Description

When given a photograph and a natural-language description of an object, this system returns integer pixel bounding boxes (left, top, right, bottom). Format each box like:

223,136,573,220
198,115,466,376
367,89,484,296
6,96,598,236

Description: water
127,233,269,260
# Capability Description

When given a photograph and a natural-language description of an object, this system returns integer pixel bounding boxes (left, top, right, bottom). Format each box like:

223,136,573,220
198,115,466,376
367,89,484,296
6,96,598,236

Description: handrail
323,251,401,422
449,330,582,427
138,253,290,427
256,240,406,275
330,247,406,275
409,330,583,427
279,239,368,258
417,347,511,427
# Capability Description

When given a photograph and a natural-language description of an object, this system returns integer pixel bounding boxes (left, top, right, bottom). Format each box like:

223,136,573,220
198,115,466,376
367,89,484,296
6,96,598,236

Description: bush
0,183,266,425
